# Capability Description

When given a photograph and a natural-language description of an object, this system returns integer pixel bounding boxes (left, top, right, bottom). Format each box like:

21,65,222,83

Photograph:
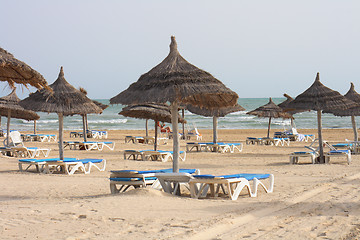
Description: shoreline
0,128,359,239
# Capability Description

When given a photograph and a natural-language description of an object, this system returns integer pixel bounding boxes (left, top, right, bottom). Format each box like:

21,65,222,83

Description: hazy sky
1,0,359,99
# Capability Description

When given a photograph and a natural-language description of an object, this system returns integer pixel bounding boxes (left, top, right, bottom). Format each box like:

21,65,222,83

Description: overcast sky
1,0,359,99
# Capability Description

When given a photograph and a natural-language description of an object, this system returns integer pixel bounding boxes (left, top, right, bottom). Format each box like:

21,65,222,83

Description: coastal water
3,98,357,132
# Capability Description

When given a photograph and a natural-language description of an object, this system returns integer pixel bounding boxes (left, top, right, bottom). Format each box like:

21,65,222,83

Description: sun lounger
246,137,262,145
109,168,198,194
155,170,201,195
43,158,106,174
18,157,77,172
123,150,186,162
11,146,51,158
325,150,351,165
289,151,317,164
125,136,145,144
189,173,274,200
186,142,209,152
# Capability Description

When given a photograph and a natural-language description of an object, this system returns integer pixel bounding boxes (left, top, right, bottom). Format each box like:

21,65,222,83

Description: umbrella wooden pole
267,117,272,138
82,115,87,142
171,102,180,173
154,121,158,151
85,115,88,132
58,113,64,160
182,109,185,139
351,115,358,141
145,119,149,137
6,110,11,147
317,110,325,163
213,116,218,144
34,120,37,134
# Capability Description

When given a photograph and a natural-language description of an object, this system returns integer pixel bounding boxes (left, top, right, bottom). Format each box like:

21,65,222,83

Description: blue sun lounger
189,173,274,200
109,168,199,194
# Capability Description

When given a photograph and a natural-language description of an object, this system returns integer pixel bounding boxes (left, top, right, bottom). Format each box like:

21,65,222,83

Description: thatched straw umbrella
19,67,103,160
0,47,50,90
278,93,308,128
186,104,244,143
119,103,187,150
247,98,293,138
287,73,356,163
324,83,360,141
110,36,238,172
0,89,39,146
79,87,109,141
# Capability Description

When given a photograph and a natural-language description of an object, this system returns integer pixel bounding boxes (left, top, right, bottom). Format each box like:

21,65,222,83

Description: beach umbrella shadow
19,67,103,160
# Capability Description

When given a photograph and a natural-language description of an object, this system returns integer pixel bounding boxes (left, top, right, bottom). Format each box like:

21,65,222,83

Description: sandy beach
1,128,360,240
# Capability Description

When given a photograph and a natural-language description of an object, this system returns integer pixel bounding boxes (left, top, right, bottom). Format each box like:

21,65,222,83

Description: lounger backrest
9,131,24,147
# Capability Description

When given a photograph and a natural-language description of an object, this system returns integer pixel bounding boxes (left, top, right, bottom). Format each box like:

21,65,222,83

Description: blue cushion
109,177,157,181
194,173,270,180
110,168,197,174
77,159,103,164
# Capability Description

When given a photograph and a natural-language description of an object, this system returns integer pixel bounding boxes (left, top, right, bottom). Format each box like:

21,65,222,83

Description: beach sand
1,128,360,240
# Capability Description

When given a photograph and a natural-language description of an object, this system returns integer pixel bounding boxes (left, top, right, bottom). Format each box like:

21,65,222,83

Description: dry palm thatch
247,98,293,138
20,67,103,115
120,103,187,150
110,36,239,173
110,36,238,109
120,103,186,124
324,83,360,141
287,73,357,163
19,66,103,160
0,47,50,90
186,103,245,143
0,89,40,146
278,93,309,128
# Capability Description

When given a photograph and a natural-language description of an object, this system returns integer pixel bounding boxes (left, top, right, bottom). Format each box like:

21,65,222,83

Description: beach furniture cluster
70,130,108,139
123,149,186,162
63,141,115,151
109,168,274,200
186,142,243,153
21,133,57,142
18,158,106,175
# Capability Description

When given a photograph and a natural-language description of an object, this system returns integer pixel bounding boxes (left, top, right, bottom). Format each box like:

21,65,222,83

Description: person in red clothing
157,122,171,133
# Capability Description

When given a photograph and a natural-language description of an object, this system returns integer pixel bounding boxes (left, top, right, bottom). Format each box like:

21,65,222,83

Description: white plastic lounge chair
125,136,145,144
186,142,209,152
109,168,198,194
100,141,115,151
123,150,186,162
11,146,51,158
78,158,106,173
44,159,88,175
18,157,77,172
246,137,262,145
186,128,202,140
4,131,24,147
189,173,274,200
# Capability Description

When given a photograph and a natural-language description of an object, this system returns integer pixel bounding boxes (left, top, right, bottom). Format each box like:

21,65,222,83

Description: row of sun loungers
21,133,57,142
186,142,243,153
124,135,167,145
123,149,186,162
63,141,115,151
18,158,106,175
70,130,108,139
289,139,351,165
109,168,274,200
246,137,290,146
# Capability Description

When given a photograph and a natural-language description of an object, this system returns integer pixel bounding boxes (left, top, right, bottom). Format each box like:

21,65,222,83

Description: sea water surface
3,98,357,132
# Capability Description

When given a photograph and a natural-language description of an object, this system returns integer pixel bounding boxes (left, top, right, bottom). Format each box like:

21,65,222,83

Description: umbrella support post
171,102,180,173
181,109,185,139
34,120,37,134
317,110,325,163
154,121,158,151
6,110,11,147
267,117,272,138
58,113,64,160
82,115,87,142
351,115,358,141
145,119,149,137
213,116,218,144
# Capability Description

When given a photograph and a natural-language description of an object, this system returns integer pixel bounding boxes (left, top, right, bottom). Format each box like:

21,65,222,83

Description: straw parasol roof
110,36,238,109
0,89,39,121
120,103,186,124
110,36,239,173
20,66,103,160
286,73,356,112
79,87,109,110
247,98,293,138
287,72,357,163
0,47,50,90
20,67,103,116
186,104,244,117
278,93,308,115
186,103,244,143
247,98,293,119
0,89,40,146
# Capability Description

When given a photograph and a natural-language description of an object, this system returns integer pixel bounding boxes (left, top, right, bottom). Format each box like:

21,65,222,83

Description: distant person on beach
158,122,171,133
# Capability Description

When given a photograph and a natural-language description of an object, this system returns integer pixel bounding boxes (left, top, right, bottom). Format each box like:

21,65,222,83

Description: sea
3,98,357,132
